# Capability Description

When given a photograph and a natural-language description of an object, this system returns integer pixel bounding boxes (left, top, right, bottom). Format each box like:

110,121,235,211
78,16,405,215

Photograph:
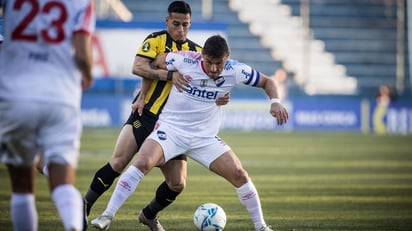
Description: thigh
208,150,249,188
125,107,157,150
109,124,138,172
160,158,187,185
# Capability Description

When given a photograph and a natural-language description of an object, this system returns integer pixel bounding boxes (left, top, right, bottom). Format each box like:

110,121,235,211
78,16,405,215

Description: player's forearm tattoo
149,62,161,80
150,73,161,80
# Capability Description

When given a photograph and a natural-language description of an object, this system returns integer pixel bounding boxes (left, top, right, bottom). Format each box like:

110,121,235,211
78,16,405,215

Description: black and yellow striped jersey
136,30,202,117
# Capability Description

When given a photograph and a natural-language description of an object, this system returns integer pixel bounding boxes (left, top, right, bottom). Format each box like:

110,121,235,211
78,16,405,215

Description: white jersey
0,0,94,108
161,51,261,137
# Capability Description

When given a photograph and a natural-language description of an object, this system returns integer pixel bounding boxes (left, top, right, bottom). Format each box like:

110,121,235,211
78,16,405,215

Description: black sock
142,181,180,219
84,163,120,215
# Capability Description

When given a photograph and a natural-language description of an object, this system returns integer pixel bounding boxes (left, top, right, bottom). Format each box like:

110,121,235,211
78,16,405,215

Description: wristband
167,71,174,81
270,98,281,104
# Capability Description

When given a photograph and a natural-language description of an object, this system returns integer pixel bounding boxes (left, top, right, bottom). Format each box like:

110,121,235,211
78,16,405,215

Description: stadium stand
278,0,409,97
121,0,281,75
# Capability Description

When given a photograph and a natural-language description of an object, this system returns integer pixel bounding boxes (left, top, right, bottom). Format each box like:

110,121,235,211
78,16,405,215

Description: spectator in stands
375,84,396,105
373,84,396,134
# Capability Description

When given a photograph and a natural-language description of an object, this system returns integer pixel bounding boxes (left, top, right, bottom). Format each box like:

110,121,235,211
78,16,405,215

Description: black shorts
124,100,186,161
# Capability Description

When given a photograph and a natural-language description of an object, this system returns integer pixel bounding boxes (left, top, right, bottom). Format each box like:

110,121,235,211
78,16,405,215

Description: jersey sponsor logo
214,76,225,87
183,57,198,65
157,130,167,140
165,58,176,66
29,51,49,61
186,86,218,100
142,42,150,52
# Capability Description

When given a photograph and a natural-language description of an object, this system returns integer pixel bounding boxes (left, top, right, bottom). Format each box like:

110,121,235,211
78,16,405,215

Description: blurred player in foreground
0,0,94,230
91,35,288,231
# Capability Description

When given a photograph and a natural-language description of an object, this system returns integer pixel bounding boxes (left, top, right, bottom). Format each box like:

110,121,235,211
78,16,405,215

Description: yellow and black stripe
136,30,202,117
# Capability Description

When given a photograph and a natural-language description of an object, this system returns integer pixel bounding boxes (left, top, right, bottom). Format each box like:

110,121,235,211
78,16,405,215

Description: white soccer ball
193,203,227,231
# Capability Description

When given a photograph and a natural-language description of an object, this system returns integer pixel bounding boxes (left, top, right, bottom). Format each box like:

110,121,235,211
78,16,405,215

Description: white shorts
0,101,81,167
147,122,231,168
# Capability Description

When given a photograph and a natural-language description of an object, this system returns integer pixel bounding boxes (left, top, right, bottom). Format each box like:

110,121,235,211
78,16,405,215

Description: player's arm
73,32,93,90
254,72,289,125
132,55,169,81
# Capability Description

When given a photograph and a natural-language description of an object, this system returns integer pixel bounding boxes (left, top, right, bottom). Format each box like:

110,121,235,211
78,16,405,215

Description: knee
166,177,186,192
232,168,249,187
109,158,128,173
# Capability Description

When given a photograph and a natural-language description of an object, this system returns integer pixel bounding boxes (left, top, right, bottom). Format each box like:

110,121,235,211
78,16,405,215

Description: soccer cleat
90,212,113,230
138,210,165,231
257,225,274,231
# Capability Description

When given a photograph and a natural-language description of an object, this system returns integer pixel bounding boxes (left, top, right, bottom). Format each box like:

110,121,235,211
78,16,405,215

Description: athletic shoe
90,212,113,230
257,225,274,231
138,210,165,231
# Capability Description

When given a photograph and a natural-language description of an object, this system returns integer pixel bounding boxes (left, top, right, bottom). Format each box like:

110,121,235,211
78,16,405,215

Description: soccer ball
193,203,226,231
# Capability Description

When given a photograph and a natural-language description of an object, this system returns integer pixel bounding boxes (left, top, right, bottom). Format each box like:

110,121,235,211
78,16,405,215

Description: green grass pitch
1,128,412,230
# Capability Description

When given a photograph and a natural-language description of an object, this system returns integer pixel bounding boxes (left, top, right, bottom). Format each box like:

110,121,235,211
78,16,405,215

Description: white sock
52,184,83,231
236,181,266,230
104,165,144,216
11,193,38,231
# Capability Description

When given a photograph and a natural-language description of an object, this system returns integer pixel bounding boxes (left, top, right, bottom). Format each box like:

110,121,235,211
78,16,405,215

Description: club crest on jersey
157,130,167,140
200,79,208,87
214,76,225,87
142,42,150,52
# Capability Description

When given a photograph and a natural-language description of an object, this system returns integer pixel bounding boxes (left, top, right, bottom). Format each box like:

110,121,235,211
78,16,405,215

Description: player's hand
270,103,289,125
132,95,145,116
81,75,93,90
172,72,189,92
216,92,230,106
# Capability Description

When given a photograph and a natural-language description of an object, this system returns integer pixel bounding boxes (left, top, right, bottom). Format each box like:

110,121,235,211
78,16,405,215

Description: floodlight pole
301,0,311,90
407,0,412,96
396,0,406,95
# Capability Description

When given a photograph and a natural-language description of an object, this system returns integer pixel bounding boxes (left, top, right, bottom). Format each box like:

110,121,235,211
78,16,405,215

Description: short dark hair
168,1,192,16
202,35,229,59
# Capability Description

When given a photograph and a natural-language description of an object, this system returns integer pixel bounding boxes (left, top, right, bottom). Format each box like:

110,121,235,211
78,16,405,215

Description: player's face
202,54,228,79
166,13,191,43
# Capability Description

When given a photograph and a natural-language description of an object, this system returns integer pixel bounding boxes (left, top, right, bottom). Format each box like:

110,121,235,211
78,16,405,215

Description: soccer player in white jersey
0,1,94,231
91,35,288,231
